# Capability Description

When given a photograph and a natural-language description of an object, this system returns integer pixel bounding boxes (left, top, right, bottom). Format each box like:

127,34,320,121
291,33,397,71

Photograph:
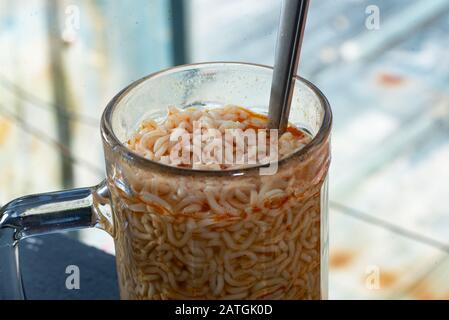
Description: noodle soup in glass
0,63,331,300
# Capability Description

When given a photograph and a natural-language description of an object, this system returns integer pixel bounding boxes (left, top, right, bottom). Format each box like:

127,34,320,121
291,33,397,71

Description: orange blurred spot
0,117,12,146
410,282,449,300
380,270,399,288
329,249,356,269
377,72,406,87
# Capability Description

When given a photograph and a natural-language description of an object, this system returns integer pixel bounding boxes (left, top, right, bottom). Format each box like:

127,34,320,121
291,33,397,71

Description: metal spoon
268,0,310,133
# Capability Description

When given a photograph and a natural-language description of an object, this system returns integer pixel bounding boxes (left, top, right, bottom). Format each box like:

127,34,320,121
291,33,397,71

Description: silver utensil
268,0,310,133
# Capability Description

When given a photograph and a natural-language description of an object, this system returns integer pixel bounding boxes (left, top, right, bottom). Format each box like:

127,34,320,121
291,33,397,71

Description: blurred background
1,0,449,299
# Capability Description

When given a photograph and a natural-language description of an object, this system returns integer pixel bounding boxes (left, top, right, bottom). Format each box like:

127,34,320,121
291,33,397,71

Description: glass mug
0,63,331,300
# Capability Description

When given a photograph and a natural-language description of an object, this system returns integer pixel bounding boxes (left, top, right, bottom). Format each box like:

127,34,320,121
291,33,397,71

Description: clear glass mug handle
0,180,113,300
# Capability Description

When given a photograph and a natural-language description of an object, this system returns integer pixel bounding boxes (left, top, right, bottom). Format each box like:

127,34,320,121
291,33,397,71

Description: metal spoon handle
268,0,310,133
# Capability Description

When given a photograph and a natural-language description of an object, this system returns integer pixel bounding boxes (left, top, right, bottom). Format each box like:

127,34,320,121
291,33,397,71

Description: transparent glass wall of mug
102,63,332,299
0,63,330,300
